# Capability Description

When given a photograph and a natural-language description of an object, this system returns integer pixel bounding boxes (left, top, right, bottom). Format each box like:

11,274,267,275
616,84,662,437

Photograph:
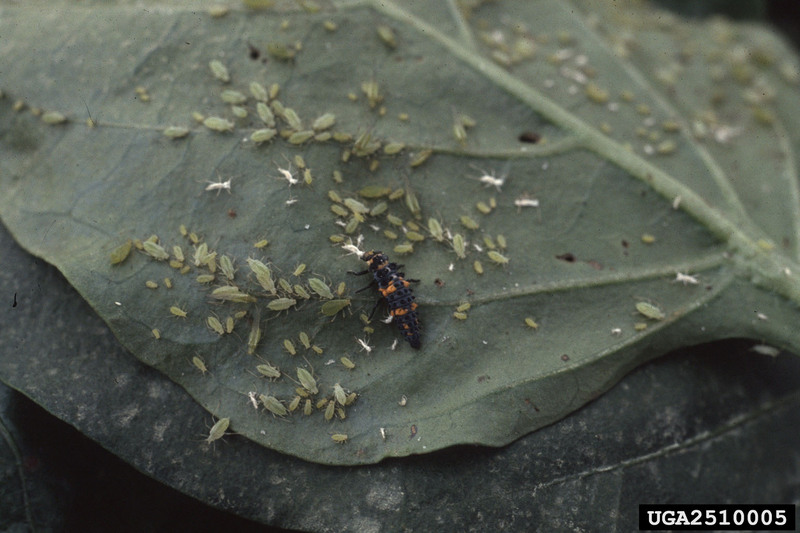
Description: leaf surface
1,0,800,465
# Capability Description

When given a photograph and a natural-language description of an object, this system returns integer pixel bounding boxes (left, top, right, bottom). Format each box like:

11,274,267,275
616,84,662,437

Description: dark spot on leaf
518,131,541,143
228,209,237,218
12,292,17,308
585,260,603,270
560,354,570,362
621,240,629,248
247,43,261,60
524,398,540,412
434,278,444,287
477,375,490,383
409,425,417,439
556,253,576,263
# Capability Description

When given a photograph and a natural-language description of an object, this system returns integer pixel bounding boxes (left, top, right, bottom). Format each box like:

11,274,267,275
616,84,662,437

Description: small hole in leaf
556,253,576,263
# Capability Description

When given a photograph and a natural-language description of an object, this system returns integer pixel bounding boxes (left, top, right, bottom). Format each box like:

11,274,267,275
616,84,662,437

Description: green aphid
267,42,295,61
376,25,397,49
142,240,169,261
192,355,208,375
207,316,225,335
473,260,484,275
172,245,185,263
163,126,190,139
282,107,303,130
152,328,161,340
321,299,350,317
278,278,292,293
487,250,509,265
170,306,188,318
452,234,467,259
256,363,281,379
340,356,355,369
496,234,507,249
260,395,288,417
247,308,261,354
202,116,234,133
292,263,307,277
456,302,471,312
110,240,132,265
406,231,425,242
299,331,311,350
331,433,348,444
358,185,392,198
405,189,421,216
293,284,310,299
304,399,313,416
453,311,468,320
333,383,347,406
42,111,67,125
220,89,247,104
297,367,318,394
283,339,297,356
370,201,388,217
288,130,314,144
344,198,370,215
251,128,277,143
268,298,297,311
312,112,336,131
249,81,268,102
256,102,275,126
460,215,479,230
393,242,414,254
308,278,334,299
206,417,230,444
219,255,235,281
409,148,432,167
196,274,215,284
385,214,404,227
427,218,444,242
208,60,230,83
331,204,349,217
210,286,256,303
288,396,302,412
247,258,276,294
225,316,235,334
383,142,405,155
324,399,336,421
636,301,665,320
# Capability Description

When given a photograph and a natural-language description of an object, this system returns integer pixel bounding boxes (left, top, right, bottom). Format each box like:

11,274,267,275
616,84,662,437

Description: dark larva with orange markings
350,250,421,349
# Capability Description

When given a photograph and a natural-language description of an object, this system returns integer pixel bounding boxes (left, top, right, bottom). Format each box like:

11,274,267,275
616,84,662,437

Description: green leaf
2,0,800,466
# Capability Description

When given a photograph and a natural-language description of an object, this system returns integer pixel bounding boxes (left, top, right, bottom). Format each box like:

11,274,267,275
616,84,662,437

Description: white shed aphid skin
275,163,299,186
206,178,231,196
206,417,230,444
390,339,399,351
674,272,699,285
611,328,622,335
470,165,507,192
297,367,318,394
356,337,373,353
248,391,259,409
514,195,539,209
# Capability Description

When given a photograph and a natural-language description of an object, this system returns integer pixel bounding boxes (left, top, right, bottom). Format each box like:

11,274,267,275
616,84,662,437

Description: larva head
361,250,389,271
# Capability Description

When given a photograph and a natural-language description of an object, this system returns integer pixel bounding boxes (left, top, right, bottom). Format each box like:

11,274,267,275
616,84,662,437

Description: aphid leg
354,282,376,294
